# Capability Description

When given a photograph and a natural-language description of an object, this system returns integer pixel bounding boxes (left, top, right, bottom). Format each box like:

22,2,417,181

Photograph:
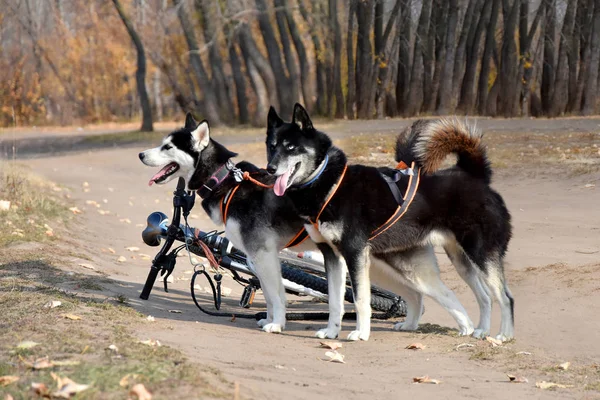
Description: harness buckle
227,159,244,182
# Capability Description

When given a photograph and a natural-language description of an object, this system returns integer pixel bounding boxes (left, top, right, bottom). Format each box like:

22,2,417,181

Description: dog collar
197,160,238,199
298,154,329,188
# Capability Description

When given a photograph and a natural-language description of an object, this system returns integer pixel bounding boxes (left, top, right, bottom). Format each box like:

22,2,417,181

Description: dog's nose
138,152,145,161
266,164,276,174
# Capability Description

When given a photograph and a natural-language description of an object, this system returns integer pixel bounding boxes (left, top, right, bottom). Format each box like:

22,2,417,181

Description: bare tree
112,0,153,131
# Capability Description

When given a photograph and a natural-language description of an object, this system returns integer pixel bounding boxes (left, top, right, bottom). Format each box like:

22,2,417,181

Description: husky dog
266,104,514,342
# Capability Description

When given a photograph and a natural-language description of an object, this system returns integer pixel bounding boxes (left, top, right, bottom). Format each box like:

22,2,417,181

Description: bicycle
139,177,407,322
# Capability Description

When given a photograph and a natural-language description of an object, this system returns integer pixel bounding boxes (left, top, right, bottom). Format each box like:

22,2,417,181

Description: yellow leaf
61,313,82,321
0,376,19,386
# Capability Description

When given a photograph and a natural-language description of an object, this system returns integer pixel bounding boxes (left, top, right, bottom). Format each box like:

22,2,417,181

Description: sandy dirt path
17,120,600,399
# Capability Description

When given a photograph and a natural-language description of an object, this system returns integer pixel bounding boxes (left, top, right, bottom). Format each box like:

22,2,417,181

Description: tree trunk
423,0,444,112
196,0,234,123
518,0,545,116
458,0,491,113
112,0,152,131
238,24,279,110
243,55,270,126
229,41,249,124
273,0,300,107
452,0,478,101
582,0,600,114
573,0,594,112
298,0,326,114
477,0,500,115
550,0,577,116
346,0,358,119
566,0,585,112
497,0,520,117
175,0,219,124
329,0,345,118
437,0,459,114
374,0,402,118
395,0,412,114
541,0,557,113
407,0,433,116
255,0,293,115
279,0,313,111
356,0,375,118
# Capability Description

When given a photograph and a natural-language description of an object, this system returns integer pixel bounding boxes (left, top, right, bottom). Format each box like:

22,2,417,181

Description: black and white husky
266,104,514,342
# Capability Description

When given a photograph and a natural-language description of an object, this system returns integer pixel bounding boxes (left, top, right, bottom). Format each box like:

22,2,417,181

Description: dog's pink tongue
148,163,176,186
274,170,291,196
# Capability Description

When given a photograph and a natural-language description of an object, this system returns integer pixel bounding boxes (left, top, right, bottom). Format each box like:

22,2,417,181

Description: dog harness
305,160,420,241
369,161,421,240
205,161,309,249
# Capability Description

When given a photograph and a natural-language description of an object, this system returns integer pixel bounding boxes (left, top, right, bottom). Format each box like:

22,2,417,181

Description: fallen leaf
45,230,54,237
221,287,232,297
274,364,285,369
120,218,132,224
558,361,571,371
51,374,90,398
168,309,182,314
413,376,441,384
4,394,14,400
139,339,161,347
31,382,50,396
82,182,89,188
16,340,40,349
139,254,152,260
507,374,528,383
106,344,118,353
108,187,114,192
43,300,62,309
230,315,236,322
146,316,155,322
25,357,54,370
323,350,345,363
78,263,95,270
0,200,11,211
117,256,127,263
485,336,503,347
68,207,82,215
85,200,99,207
61,313,82,321
536,381,573,390
319,341,343,350
516,351,531,355
119,373,141,388
108,247,116,254
97,209,110,215
130,383,152,400
406,342,426,350
584,183,595,188
126,246,140,252
0,376,19,386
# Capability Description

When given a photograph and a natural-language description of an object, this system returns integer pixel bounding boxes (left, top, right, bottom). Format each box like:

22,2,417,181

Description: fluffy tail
395,118,492,183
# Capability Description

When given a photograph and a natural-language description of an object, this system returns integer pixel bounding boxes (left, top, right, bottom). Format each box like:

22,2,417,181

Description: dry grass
0,163,71,246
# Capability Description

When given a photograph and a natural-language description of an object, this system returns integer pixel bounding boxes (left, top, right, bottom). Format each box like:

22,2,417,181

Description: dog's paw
458,325,475,336
257,318,272,328
495,333,513,343
315,327,340,339
393,321,418,332
347,330,369,341
472,328,489,339
262,323,283,334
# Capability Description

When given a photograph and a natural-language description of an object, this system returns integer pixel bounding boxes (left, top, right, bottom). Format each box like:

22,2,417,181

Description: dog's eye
162,144,172,151
286,144,295,151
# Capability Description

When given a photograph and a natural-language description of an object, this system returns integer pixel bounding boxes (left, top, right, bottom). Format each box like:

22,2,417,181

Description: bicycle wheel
280,261,407,318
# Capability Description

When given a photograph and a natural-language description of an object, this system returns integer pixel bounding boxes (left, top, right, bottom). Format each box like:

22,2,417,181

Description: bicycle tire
280,262,406,317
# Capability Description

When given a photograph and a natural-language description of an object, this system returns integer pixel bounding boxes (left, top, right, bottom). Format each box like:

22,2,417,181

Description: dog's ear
268,106,283,129
185,112,198,130
292,103,313,131
191,120,210,151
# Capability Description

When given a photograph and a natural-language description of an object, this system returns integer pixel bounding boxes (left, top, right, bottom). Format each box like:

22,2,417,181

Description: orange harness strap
308,164,348,230
242,171,274,189
219,183,309,249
